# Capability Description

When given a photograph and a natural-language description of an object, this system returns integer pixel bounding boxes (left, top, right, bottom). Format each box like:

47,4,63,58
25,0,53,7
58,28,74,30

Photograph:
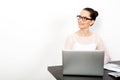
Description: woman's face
77,10,94,29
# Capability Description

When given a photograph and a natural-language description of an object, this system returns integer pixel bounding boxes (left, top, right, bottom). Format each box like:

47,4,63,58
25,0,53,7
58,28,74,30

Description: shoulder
66,33,76,39
65,33,77,42
92,33,104,43
92,33,102,39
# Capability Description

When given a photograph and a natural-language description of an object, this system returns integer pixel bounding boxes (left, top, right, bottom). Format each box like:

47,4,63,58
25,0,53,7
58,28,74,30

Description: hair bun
83,7,99,20
94,10,98,17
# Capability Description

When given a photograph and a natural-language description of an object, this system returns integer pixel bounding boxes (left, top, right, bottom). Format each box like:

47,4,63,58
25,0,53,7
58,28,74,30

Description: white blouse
72,43,97,51
64,33,111,64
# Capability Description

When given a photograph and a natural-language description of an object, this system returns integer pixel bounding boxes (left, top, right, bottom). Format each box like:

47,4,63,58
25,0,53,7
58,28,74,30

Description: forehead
80,10,91,17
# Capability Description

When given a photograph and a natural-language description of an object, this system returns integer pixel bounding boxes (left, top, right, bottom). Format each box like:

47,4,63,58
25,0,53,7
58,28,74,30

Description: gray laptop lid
62,50,104,76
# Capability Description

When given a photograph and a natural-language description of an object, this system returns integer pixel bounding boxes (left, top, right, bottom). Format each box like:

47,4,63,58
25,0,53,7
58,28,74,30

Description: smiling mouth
79,23,84,26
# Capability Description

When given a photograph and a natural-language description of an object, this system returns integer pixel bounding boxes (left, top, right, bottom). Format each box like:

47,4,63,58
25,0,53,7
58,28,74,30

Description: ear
90,20,95,26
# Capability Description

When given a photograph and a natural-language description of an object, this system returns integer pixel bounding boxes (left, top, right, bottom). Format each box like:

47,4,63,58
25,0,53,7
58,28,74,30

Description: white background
0,0,120,80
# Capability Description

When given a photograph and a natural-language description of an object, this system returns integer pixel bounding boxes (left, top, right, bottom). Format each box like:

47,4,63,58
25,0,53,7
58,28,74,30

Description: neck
77,29,92,37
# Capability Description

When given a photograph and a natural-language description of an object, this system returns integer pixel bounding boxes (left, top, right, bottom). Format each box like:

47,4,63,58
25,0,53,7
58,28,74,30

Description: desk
48,61,120,80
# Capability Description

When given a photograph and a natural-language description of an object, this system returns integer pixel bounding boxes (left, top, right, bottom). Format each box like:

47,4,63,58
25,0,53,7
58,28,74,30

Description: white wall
0,0,120,80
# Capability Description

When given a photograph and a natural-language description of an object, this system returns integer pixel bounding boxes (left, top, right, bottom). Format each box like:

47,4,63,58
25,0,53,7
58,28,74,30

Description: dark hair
83,7,99,20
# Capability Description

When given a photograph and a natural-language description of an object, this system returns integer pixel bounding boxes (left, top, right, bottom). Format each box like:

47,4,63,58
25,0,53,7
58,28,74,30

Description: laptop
62,50,104,76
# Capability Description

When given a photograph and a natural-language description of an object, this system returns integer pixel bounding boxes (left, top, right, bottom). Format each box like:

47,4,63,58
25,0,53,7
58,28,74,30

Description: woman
64,7,111,64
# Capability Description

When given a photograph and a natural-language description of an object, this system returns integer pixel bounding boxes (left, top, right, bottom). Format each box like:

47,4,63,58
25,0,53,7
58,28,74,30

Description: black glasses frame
77,15,92,21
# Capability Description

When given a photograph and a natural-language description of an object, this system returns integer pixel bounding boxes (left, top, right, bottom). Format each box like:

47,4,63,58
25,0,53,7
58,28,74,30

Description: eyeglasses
77,15,92,22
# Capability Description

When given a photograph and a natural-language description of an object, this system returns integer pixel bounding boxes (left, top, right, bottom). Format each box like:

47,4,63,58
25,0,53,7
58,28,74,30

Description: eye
82,17,88,20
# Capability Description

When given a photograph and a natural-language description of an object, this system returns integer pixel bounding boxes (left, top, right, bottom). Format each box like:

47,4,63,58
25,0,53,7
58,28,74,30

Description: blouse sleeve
64,35,74,50
96,36,111,64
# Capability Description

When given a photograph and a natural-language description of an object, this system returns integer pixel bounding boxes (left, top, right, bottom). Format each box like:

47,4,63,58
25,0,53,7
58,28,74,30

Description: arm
64,35,74,50
96,36,111,64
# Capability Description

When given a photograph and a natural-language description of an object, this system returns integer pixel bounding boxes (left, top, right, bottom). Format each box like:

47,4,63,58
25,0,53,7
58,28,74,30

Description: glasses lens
77,15,92,21
82,17,88,21
77,15,82,19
